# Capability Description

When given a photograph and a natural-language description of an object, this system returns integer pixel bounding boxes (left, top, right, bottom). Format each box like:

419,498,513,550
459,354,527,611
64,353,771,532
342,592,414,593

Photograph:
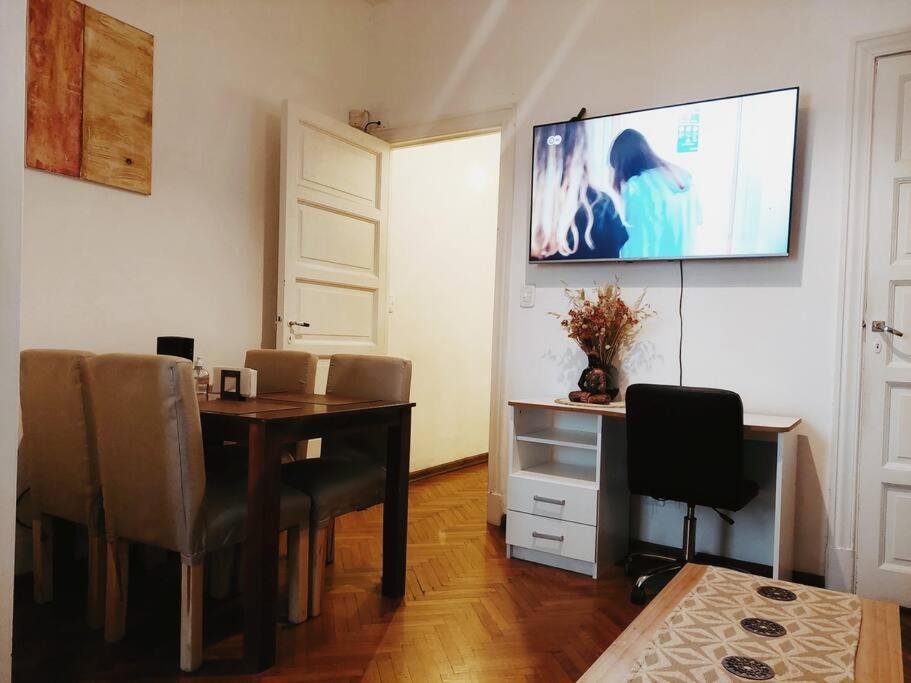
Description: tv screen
529,87,798,263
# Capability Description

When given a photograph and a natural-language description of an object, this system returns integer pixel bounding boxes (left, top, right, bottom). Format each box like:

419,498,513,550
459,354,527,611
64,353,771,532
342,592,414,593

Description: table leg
772,430,797,581
242,421,283,672
382,407,412,597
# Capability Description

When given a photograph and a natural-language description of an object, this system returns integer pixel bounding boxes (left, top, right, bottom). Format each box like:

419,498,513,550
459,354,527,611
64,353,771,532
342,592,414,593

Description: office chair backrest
626,383,745,511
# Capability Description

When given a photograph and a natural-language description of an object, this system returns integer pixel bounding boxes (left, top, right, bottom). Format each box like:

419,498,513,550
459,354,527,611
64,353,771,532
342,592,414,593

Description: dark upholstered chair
625,383,758,604
282,354,412,617
86,354,313,671
20,349,104,628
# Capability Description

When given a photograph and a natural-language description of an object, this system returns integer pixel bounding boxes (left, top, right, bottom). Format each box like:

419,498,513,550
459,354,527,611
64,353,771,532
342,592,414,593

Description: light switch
520,284,535,308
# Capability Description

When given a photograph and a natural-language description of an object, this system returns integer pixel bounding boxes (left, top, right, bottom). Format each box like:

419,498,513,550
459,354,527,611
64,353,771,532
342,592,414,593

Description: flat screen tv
529,87,798,263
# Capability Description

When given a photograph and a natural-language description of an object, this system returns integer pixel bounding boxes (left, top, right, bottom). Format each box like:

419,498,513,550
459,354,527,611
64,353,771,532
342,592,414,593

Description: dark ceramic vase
573,356,620,403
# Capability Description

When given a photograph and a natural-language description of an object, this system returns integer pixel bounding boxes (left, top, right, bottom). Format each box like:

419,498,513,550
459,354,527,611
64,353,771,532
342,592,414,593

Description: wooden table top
198,393,414,421
510,398,801,434
578,563,903,682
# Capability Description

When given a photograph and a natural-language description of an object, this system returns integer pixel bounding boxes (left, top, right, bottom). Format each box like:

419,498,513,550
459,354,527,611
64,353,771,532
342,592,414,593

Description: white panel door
857,52,911,606
278,101,390,355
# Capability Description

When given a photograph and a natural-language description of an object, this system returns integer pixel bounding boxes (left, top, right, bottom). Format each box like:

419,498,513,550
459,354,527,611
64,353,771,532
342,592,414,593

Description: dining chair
282,354,412,617
19,349,105,628
86,353,313,672
245,348,319,460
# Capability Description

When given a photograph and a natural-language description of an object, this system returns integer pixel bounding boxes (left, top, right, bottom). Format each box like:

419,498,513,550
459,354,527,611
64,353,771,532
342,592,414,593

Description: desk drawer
506,511,596,563
507,475,597,525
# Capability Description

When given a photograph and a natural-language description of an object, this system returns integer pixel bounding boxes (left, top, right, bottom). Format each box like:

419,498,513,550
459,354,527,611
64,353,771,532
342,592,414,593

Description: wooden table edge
577,563,902,682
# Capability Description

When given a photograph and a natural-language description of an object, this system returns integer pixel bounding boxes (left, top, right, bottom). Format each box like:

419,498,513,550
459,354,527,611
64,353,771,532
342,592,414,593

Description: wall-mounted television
529,87,798,263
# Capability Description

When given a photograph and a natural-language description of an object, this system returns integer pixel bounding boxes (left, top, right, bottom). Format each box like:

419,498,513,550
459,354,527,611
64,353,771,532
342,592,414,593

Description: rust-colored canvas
26,0,85,176
25,0,153,194
81,6,153,194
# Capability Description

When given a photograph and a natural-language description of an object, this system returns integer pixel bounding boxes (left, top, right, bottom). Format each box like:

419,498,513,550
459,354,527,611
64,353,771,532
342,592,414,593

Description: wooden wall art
26,0,153,194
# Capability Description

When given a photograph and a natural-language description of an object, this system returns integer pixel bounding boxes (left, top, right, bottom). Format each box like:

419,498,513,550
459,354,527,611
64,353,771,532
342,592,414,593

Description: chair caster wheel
631,586,648,605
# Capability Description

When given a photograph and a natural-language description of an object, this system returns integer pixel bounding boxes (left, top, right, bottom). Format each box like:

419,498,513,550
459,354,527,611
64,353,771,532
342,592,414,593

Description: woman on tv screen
609,128,702,259
530,122,628,260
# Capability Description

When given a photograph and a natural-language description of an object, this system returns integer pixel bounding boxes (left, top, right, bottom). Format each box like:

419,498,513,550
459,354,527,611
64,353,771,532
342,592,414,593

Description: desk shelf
511,462,598,487
516,427,598,451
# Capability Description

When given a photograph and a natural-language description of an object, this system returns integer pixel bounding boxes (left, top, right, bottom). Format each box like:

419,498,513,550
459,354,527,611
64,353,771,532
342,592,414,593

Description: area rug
626,565,862,682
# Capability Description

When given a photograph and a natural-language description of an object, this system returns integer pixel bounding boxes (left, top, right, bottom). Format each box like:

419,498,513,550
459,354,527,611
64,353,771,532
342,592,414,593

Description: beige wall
1,0,26,676
387,133,501,471
364,0,911,575
21,0,375,369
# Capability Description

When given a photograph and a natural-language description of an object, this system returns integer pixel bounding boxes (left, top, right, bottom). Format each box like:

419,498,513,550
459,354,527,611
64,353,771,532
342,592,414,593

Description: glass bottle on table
193,357,209,400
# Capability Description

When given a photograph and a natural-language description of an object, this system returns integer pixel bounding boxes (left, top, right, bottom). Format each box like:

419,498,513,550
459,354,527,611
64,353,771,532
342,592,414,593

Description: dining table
197,391,415,673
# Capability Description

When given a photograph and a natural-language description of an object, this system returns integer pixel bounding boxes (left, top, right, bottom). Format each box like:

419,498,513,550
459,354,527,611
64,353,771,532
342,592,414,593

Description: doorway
387,132,502,474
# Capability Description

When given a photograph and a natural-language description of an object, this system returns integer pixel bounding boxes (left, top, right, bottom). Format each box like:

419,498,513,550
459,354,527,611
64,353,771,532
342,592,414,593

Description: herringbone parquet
12,465,654,681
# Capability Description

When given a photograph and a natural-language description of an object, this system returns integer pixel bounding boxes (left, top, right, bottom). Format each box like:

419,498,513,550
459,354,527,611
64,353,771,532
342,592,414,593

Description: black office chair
624,383,758,604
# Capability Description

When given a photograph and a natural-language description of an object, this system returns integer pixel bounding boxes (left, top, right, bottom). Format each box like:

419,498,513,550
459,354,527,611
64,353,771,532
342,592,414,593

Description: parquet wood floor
11,464,911,682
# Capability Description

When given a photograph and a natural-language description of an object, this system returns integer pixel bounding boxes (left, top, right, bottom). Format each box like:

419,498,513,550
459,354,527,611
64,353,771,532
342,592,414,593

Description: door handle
288,320,311,330
872,321,904,337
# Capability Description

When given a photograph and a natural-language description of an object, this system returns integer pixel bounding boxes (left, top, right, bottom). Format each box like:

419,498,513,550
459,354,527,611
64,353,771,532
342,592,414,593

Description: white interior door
856,51,911,606
278,101,390,357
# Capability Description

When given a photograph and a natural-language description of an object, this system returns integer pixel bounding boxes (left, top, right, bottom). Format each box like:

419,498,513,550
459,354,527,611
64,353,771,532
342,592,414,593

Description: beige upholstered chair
282,354,412,617
86,354,312,672
19,349,104,628
244,348,319,394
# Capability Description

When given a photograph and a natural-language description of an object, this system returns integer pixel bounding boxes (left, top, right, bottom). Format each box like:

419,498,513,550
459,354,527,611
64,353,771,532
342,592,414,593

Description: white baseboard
486,491,503,526
825,546,855,592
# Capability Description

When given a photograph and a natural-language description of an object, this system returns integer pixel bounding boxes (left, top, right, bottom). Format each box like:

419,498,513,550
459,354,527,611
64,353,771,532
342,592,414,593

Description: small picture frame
220,369,243,401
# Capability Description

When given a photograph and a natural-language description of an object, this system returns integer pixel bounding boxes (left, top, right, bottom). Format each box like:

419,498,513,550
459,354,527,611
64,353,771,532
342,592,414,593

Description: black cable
678,260,684,387
16,487,31,530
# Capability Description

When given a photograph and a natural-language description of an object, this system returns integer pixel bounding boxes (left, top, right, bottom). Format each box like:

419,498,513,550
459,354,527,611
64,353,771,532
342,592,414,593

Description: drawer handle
533,495,566,506
532,531,564,542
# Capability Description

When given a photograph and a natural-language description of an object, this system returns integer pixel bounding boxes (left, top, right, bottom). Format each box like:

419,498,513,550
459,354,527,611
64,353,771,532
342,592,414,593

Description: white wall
388,133,501,471
1,0,26,676
21,0,375,368
364,0,911,575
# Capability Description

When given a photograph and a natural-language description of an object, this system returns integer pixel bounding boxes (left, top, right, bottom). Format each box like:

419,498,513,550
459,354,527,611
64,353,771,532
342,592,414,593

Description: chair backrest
86,354,206,558
20,349,102,532
244,349,318,394
322,354,412,464
625,383,746,510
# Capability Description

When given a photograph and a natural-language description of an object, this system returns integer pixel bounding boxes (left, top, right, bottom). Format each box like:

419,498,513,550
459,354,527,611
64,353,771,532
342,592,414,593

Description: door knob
872,321,904,337
288,320,310,330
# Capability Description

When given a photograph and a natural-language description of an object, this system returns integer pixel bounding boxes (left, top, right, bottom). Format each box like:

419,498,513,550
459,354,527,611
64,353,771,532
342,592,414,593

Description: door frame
830,28,911,593
376,106,516,525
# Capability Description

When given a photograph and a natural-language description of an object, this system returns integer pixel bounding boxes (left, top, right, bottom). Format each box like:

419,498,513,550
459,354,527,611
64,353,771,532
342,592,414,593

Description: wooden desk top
578,563,902,682
198,394,413,421
509,398,801,434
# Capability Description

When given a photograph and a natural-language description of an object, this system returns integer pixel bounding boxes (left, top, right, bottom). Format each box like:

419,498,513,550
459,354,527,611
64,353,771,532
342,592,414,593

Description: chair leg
86,533,105,629
180,559,204,672
287,526,309,624
326,517,335,565
104,539,129,643
309,526,328,617
32,515,54,604
207,547,234,600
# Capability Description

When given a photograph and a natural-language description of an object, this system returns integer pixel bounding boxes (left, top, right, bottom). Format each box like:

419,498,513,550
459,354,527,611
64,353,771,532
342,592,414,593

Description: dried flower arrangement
551,281,653,404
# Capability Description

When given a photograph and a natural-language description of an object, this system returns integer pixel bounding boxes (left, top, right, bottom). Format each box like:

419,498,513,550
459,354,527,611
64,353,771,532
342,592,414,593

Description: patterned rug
626,566,862,682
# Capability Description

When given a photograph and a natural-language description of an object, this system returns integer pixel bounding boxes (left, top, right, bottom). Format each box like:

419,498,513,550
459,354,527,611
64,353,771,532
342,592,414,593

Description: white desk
505,398,801,580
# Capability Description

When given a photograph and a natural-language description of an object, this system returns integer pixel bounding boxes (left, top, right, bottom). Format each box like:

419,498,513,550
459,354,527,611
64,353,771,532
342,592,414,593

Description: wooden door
857,51,911,606
278,102,390,356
